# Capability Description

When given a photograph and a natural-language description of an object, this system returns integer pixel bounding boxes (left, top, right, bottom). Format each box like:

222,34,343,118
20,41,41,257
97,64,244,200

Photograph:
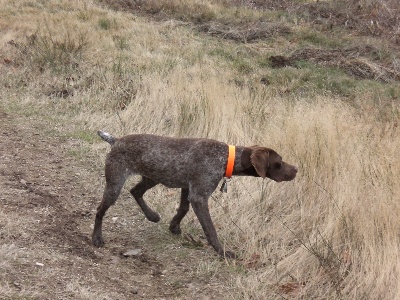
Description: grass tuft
20,21,89,73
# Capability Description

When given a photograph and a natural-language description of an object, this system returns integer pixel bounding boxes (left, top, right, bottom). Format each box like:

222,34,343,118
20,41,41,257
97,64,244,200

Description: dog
92,131,297,258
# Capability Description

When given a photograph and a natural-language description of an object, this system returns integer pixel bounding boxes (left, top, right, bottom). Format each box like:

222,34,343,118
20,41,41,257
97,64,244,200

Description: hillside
1,0,399,299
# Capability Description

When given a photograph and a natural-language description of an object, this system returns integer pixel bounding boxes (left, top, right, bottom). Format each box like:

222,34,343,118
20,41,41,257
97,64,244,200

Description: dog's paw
218,249,237,259
92,236,104,247
224,251,237,259
145,211,161,223
169,224,181,235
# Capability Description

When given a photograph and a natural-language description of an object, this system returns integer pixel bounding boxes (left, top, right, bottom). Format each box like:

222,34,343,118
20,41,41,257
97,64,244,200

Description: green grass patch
67,130,98,144
297,29,347,48
208,46,254,74
98,17,114,30
267,62,358,97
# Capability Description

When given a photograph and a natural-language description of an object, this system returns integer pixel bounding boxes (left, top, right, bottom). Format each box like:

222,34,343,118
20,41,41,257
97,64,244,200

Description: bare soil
0,107,233,299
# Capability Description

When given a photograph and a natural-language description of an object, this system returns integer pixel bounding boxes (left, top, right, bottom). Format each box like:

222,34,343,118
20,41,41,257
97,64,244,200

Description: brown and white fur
92,131,297,258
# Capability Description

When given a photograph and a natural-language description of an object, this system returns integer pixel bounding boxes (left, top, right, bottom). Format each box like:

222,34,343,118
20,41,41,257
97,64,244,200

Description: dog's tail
97,130,116,145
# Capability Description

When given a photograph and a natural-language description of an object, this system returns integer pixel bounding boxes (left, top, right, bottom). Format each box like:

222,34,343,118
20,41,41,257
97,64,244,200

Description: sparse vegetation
1,0,399,299
21,21,89,73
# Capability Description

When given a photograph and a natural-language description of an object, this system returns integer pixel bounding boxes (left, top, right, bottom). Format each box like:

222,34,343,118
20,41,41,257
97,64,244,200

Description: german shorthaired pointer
92,131,297,258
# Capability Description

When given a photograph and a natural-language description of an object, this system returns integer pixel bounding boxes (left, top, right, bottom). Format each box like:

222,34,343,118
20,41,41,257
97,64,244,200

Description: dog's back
105,134,227,188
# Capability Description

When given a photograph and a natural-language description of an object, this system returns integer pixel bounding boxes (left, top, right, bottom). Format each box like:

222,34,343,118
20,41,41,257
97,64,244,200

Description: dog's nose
293,166,298,173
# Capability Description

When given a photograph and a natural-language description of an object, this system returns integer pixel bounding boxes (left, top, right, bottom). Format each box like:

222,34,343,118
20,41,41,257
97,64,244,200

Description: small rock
94,251,104,258
110,256,120,265
111,217,118,222
151,268,163,276
131,287,139,294
122,249,142,257
20,179,27,185
35,262,44,267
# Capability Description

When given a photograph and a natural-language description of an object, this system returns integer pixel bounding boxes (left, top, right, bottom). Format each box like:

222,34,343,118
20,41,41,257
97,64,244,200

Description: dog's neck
231,146,259,177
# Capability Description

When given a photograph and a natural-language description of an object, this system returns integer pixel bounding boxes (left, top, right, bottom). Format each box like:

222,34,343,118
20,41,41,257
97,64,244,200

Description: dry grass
1,0,400,299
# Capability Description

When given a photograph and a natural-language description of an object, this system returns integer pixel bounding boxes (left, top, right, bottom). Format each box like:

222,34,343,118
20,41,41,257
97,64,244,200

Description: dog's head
249,146,297,182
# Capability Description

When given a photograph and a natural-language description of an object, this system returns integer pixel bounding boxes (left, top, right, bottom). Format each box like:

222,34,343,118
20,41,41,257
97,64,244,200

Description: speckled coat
92,132,297,258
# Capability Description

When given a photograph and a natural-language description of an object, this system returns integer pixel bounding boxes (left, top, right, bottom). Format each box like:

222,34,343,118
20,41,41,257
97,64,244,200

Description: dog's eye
274,162,282,169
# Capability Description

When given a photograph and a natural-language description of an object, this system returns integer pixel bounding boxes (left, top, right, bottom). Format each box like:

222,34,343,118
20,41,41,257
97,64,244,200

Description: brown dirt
0,107,233,299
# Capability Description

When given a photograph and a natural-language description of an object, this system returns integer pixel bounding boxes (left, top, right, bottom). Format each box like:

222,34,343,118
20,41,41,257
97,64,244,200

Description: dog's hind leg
130,176,160,223
92,162,128,247
169,188,189,235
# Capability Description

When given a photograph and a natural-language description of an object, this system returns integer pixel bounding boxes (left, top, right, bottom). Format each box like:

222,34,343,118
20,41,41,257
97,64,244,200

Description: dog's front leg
189,190,236,259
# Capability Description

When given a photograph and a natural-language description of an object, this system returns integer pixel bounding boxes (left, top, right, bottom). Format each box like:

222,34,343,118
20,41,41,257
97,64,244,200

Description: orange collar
225,145,236,178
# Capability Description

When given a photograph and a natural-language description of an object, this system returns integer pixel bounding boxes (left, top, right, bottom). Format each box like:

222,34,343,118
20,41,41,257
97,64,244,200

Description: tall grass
1,0,399,299
223,97,400,298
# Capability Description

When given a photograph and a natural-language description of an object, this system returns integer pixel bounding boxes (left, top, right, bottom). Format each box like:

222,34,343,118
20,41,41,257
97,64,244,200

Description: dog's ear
249,146,269,178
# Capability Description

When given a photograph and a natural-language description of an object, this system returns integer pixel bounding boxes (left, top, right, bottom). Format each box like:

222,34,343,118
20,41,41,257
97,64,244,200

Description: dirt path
0,107,232,299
